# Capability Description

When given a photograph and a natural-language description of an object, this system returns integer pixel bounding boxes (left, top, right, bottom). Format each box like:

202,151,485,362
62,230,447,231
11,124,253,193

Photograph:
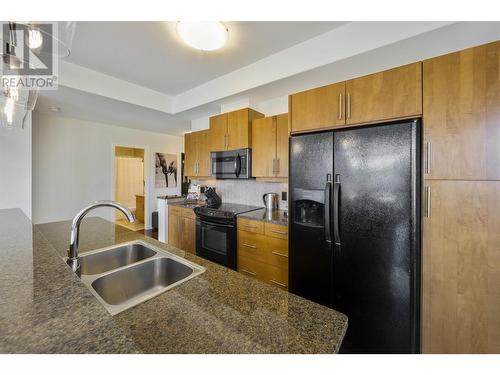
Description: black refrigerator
289,119,421,354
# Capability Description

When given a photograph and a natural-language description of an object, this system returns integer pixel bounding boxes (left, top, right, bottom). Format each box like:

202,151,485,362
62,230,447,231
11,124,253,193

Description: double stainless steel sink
67,241,205,315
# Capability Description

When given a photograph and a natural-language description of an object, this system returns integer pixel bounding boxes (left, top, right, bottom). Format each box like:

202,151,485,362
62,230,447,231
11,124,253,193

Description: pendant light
0,21,76,129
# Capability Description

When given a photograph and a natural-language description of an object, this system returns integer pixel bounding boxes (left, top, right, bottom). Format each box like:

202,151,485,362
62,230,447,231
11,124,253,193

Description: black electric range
194,203,261,269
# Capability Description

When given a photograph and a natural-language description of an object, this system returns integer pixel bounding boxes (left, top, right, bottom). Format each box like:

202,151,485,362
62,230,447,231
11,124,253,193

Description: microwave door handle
324,174,332,243
234,153,241,178
333,174,341,246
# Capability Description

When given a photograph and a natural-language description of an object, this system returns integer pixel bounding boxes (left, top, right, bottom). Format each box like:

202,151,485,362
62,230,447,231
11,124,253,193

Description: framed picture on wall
155,152,178,188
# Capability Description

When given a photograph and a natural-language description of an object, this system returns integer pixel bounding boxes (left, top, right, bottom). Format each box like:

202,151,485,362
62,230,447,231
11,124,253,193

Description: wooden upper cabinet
227,108,263,150
197,130,211,177
184,132,198,177
289,81,345,133
423,41,500,180
184,130,210,177
275,113,289,178
209,108,264,151
251,113,289,178
422,180,500,353
252,117,275,177
345,62,422,126
209,113,227,152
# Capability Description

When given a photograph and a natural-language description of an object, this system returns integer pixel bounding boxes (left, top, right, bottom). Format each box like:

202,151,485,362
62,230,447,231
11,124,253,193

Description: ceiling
66,21,345,95
34,22,500,136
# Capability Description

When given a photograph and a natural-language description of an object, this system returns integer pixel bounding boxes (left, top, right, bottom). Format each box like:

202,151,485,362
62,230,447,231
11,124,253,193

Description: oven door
196,218,236,269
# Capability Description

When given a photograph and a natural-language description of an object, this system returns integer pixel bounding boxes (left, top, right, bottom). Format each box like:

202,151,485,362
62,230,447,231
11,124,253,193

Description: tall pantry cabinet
422,41,500,353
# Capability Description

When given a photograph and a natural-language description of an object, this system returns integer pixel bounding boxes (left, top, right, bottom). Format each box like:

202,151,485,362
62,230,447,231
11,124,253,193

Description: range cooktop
194,203,262,221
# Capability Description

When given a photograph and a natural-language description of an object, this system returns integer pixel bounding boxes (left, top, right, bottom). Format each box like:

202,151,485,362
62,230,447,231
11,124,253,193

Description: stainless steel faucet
67,200,136,273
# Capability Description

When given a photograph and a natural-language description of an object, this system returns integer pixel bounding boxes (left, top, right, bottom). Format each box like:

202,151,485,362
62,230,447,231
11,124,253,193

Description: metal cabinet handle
241,269,257,276
338,93,343,120
425,141,432,174
270,229,287,235
269,279,287,288
425,186,431,218
276,159,280,175
271,251,288,258
241,224,256,230
242,243,257,249
347,92,351,119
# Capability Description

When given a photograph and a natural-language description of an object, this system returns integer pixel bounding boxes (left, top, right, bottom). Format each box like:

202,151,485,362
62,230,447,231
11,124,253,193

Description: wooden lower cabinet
237,218,288,290
168,212,181,248
422,180,500,353
180,217,195,254
168,206,196,254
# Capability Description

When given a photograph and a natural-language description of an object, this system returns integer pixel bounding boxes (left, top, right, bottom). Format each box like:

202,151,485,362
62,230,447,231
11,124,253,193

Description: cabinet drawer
181,207,196,219
168,205,182,216
266,264,288,290
238,217,264,234
237,230,268,263
238,255,264,280
238,255,288,290
266,236,288,268
264,222,288,240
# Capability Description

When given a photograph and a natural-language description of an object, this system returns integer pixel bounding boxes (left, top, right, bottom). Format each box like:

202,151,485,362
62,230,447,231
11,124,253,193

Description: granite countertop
0,209,346,353
239,209,288,226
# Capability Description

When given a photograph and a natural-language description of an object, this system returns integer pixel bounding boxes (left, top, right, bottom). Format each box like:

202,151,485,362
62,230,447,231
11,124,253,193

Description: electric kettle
262,193,279,211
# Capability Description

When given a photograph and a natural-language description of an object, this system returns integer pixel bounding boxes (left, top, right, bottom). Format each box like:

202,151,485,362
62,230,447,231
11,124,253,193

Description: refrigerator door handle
324,174,332,243
333,174,341,246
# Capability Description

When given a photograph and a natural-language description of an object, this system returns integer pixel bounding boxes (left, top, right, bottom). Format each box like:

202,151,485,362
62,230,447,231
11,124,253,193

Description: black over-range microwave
211,148,252,179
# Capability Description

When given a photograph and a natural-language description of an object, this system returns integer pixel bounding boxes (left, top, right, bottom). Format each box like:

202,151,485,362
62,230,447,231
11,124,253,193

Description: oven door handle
198,219,235,228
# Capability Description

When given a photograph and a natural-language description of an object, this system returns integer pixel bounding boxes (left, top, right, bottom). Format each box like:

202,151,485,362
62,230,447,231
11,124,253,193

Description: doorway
114,146,145,231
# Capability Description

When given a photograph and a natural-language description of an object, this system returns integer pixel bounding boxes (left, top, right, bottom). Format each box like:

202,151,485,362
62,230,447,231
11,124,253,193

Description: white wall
0,113,32,219
32,112,183,226
254,96,289,117
191,116,210,131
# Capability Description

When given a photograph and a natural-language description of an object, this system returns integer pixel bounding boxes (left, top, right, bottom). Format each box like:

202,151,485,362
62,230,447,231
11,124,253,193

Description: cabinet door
346,62,422,126
227,108,251,150
168,212,182,248
180,217,196,253
422,180,500,353
197,130,211,177
251,117,275,177
209,113,227,151
290,82,345,133
184,132,198,177
275,113,289,178
423,42,500,180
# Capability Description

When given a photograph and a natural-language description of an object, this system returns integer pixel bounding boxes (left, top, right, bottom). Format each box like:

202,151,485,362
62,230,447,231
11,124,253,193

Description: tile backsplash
192,179,288,210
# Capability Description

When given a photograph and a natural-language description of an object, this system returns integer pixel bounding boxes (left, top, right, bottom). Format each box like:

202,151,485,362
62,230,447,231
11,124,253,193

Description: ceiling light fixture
176,22,228,51
48,106,61,113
